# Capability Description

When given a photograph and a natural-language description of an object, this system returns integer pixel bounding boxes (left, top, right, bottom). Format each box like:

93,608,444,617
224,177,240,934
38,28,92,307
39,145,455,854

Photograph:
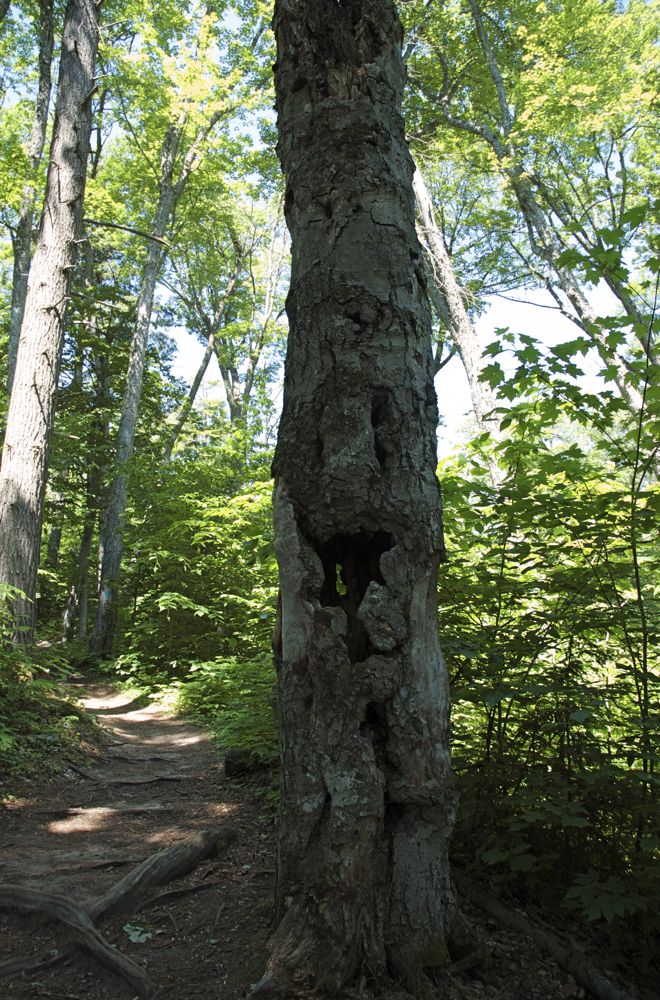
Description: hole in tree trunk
317,531,392,663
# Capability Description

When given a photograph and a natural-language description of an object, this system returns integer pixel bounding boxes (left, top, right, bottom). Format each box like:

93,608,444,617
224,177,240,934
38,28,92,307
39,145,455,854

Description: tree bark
6,0,55,396
265,0,456,992
90,127,177,656
91,107,224,656
413,166,499,437
0,0,99,644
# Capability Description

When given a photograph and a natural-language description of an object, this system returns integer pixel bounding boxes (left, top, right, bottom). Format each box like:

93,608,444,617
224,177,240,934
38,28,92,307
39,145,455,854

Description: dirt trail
0,684,645,1000
0,682,273,999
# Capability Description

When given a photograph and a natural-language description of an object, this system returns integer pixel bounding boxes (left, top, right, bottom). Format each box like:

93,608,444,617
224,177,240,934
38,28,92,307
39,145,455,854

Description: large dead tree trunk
265,0,456,993
0,0,99,644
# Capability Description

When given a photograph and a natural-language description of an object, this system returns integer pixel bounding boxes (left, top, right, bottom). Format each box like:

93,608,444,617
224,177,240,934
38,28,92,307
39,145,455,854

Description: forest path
0,680,273,1000
0,684,635,1000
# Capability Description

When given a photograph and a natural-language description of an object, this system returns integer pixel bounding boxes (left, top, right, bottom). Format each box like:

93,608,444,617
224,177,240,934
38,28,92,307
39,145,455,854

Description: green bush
176,653,278,767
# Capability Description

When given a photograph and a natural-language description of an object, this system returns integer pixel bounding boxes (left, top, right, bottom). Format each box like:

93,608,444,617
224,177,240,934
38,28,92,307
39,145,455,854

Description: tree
0,0,99,643
91,2,270,655
413,163,500,441
404,0,658,414
5,0,55,395
263,0,456,991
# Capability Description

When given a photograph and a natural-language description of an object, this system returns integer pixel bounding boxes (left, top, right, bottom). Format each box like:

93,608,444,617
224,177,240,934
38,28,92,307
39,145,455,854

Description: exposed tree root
0,824,237,996
454,871,638,1000
139,879,224,910
0,884,152,997
87,825,237,919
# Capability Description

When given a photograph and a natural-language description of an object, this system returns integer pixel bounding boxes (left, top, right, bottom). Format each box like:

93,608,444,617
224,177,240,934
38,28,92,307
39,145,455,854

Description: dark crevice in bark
360,701,389,772
371,390,390,468
317,531,392,663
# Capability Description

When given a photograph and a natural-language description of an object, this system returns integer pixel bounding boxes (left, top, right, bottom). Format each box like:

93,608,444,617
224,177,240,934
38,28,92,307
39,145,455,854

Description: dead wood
454,871,638,1000
0,825,237,994
0,884,152,997
87,825,237,919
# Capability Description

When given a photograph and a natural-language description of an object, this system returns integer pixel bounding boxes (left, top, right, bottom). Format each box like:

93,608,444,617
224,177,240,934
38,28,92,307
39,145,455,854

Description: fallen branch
87,825,237,919
0,825,237,993
454,871,638,1000
0,885,152,997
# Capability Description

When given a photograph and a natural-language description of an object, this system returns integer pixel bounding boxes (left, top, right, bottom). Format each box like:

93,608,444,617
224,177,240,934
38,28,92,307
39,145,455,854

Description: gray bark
413,166,500,437
0,0,99,644
91,111,224,655
90,135,173,654
6,0,55,395
0,0,11,22
264,0,456,992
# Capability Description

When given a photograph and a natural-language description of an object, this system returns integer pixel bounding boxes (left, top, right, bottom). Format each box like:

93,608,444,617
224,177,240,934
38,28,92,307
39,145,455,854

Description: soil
0,682,647,1000
0,681,273,1000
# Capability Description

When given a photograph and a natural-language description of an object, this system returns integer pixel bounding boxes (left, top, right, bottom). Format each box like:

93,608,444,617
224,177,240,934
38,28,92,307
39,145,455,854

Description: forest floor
0,681,643,1000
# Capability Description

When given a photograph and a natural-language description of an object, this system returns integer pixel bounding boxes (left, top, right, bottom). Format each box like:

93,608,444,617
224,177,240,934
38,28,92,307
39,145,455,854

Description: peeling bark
266,0,456,993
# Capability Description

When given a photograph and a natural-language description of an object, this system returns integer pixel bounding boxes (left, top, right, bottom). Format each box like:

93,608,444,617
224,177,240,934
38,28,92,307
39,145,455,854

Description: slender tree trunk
263,1,456,992
162,331,216,461
92,105,224,655
90,130,178,655
6,0,55,395
46,522,62,568
413,166,499,437
215,356,244,424
0,0,11,26
0,0,99,645
62,511,94,641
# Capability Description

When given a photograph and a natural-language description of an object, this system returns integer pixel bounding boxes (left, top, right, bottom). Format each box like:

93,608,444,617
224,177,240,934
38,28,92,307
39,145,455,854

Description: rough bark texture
6,0,55,396
268,0,456,992
0,0,99,643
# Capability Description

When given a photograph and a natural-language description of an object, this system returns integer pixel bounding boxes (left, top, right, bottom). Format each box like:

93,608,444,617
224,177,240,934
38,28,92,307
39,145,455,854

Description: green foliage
0,642,99,790
176,652,277,767
441,294,659,931
118,438,277,674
